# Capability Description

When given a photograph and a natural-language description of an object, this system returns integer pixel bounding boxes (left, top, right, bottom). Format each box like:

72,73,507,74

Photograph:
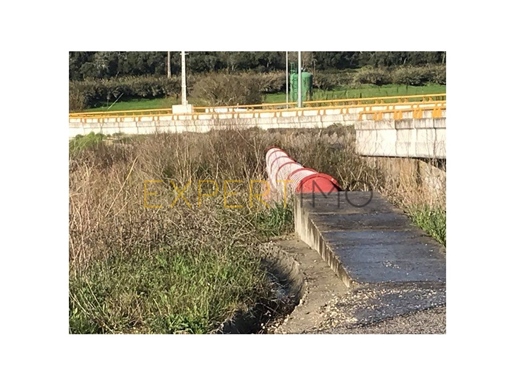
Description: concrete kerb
294,193,356,287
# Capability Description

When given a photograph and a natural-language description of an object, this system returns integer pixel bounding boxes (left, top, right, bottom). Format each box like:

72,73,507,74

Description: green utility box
290,69,313,104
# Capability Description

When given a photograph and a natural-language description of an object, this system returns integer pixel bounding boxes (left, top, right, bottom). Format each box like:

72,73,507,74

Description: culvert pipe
264,147,341,201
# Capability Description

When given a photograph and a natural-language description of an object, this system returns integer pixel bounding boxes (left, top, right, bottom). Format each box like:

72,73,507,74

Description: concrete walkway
295,191,446,287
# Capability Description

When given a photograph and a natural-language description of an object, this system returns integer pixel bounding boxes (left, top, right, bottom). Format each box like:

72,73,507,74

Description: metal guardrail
69,93,446,120
69,108,172,119
358,104,446,121
303,93,445,108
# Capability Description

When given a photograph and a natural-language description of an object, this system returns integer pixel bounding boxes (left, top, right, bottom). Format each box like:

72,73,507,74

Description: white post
167,51,171,78
286,51,289,109
181,51,187,105
297,51,302,108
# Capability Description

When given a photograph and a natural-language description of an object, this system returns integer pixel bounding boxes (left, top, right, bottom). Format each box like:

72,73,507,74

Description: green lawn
84,83,446,112
85,97,179,112
264,83,446,103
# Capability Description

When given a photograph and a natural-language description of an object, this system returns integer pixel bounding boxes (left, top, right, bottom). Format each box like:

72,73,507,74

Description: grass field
264,83,446,103
84,84,446,112
84,97,188,112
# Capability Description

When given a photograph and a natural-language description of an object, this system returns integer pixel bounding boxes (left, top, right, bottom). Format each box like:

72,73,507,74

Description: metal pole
167,51,171,78
181,51,187,105
297,51,302,108
286,52,289,109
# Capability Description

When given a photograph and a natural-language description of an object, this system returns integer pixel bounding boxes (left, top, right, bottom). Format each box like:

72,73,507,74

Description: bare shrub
353,67,392,86
191,72,263,106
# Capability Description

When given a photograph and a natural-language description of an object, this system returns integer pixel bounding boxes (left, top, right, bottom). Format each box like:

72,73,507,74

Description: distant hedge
390,65,446,86
69,76,186,111
69,65,446,111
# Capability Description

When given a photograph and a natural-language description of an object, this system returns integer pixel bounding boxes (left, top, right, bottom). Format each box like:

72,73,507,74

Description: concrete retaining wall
69,113,364,138
69,103,445,138
355,117,446,159
70,106,447,161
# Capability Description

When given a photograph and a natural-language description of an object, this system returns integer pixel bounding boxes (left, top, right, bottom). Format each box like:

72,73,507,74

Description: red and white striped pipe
264,146,340,201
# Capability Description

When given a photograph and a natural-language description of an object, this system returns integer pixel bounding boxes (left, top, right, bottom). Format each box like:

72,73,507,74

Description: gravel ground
267,238,446,335
310,304,446,334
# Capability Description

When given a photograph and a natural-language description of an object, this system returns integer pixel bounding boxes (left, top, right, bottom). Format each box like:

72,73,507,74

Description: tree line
69,51,446,81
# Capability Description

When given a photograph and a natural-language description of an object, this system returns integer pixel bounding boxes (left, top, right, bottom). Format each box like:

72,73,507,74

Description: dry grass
69,129,297,333
364,157,446,244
